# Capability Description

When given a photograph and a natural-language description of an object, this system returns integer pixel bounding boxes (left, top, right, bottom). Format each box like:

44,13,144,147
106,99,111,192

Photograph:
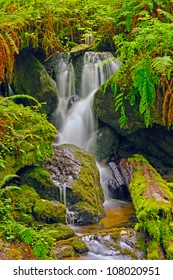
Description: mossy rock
39,224,75,241
94,82,163,136
0,98,57,181
33,199,67,224
70,201,98,224
20,167,59,200
0,238,36,260
53,245,75,259
72,239,88,253
12,49,58,117
11,184,40,214
14,212,34,225
46,144,104,225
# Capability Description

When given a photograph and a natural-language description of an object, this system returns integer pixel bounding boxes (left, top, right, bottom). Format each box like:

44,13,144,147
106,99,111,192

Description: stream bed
66,199,136,260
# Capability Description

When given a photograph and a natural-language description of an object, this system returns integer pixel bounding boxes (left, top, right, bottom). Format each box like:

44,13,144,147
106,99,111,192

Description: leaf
0,174,20,188
152,56,173,75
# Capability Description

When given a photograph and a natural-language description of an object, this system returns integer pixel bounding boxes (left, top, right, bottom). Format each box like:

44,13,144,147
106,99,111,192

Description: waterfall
52,54,76,131
56,51,119,154
59,183,67,206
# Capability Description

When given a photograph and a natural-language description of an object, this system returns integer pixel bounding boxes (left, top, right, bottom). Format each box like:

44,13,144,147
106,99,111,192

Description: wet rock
45,144,105,225
67,95,80,110
116,230,145,260
12,50,58,117
53,245,75,259
96,125,120,161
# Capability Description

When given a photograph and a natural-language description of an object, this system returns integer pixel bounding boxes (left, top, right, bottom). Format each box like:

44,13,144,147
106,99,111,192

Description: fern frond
157,9,173,21
0,174,20,188
152,56,173,75
5,94,39,105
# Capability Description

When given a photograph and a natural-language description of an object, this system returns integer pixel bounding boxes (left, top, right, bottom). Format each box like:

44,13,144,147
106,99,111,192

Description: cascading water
57,52,119,153
52,51,135,259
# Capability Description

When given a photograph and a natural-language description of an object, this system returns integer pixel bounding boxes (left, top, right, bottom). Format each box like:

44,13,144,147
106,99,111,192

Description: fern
119,106,128,128
0,174,20,189
157,9,173,22
152,56,173,75
0,23,20,84
132,60,159,126
114,93,124,111
4,94,39,105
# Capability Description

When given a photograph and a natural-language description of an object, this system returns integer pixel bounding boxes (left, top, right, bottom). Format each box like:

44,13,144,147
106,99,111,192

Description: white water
53,52,135,260
56,52,119,154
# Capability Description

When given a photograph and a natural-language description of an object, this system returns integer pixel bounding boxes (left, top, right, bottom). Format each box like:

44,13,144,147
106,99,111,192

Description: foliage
120,154,173,259
106,1,173,127
0,11,21,84
0,96,56,179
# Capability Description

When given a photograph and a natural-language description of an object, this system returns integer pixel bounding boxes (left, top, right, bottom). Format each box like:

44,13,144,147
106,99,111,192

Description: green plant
19,227,55,259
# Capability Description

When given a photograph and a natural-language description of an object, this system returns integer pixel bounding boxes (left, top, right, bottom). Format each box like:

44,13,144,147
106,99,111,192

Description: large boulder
12,50,58,117
46,144,105,225
94,83,163,136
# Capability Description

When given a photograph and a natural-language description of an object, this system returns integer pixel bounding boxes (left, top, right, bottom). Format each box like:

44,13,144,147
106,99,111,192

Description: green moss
0,97,57,182
72,239,88,253
144,220,160,241
33,199,67,224
124,154,173,259
20,167,57,200
39,224,75,241
168,182,173,192
53,245,75,259
147,240,160,260
12,212,34,225
12,184,40,214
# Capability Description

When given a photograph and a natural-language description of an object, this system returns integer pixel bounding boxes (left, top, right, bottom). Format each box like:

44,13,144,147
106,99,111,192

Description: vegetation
120,154,173,259
0,0,172,127
0,0,173,260
104,0,173,128
0,96,56,178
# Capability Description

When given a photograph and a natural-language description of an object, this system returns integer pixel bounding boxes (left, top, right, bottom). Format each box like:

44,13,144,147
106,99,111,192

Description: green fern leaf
0,174,20,188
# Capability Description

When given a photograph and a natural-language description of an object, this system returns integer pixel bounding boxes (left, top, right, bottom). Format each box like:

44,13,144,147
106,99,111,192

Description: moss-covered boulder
33,199,67,224
94,83,163,136
12,50,58,117
0,98,57,181
46,144,104,225
39,224,75,241
20,167,59,200
12,184,39,214
53,236,88,259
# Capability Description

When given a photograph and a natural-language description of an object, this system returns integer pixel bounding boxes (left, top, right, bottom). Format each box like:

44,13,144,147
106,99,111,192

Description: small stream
70,199,135,235
67,198,135,260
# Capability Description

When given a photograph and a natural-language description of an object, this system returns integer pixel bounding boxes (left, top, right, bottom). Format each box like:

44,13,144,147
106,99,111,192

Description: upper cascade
54,52,120,153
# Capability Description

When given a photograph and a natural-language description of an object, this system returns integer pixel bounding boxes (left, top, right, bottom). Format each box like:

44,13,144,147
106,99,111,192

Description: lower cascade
50,51,135,259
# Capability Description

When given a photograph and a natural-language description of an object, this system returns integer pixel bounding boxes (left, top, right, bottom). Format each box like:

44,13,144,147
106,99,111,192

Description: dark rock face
96,124,120,162
94,81,173,175
12,50,58,117
45,144,105,225
115,126,173,174
94,84,147,136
